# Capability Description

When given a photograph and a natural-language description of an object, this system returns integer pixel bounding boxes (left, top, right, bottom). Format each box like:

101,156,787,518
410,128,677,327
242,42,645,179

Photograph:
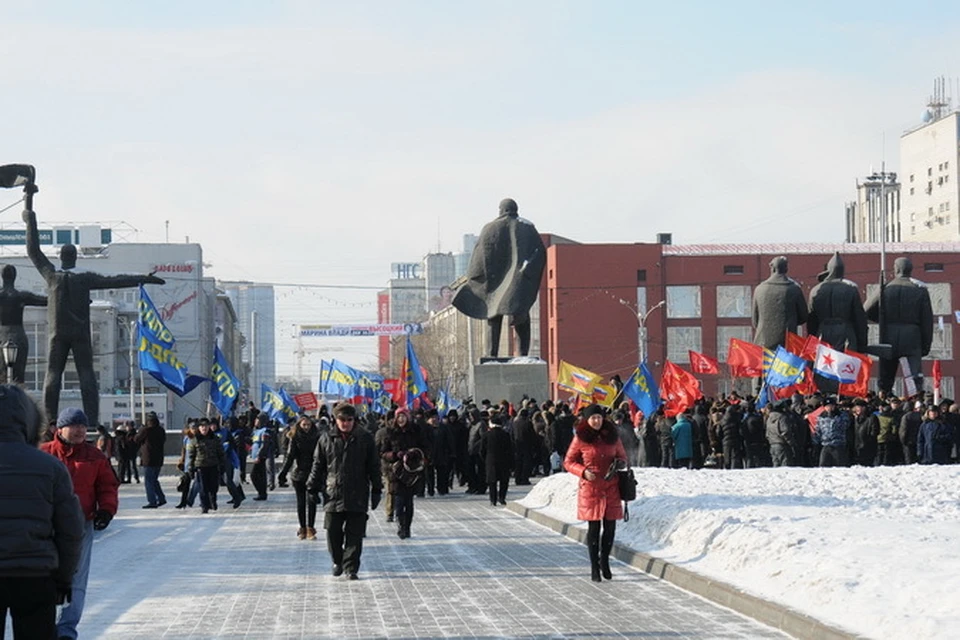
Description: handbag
176,472,190,493
617,467,637,521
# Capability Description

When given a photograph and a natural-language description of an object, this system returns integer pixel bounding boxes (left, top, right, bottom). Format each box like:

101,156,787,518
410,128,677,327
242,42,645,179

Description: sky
3,1,960,379
522,465,960,639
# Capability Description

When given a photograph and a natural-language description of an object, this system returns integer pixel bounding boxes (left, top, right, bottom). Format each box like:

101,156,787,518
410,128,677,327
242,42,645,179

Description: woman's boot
588,541,601,582
600,541,613,580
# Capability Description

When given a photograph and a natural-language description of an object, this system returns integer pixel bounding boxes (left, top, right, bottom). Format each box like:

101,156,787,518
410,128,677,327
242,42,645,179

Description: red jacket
41,437,119,520
564,419,627,522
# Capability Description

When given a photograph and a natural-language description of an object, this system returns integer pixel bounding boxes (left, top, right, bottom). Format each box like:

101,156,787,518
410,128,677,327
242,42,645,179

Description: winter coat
1,418,84,585
41,436,120,520
876,413,897,444
671,416,694,460
854,412,879,461
720,407,743,449
899,411,922,449
307,427,382,513
187,432,226,472
380,422,427,494
615,421,640,467
135,421,166,467
563,419,627,522
251,426,272,462
280,424,320,483
546,414,575,457
813,411,850,448
917,419,954,465
427,422,454,467
482,425,514,482
468,420,488,456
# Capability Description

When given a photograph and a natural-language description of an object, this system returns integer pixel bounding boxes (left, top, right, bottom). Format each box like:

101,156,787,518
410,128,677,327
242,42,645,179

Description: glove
55,584,72,605
370,493,381,511
93,510,113,531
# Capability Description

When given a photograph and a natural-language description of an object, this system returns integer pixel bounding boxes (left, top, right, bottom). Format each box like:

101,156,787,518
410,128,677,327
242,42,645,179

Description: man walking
41,408,119,640
135,411,167,508
307,402,381,580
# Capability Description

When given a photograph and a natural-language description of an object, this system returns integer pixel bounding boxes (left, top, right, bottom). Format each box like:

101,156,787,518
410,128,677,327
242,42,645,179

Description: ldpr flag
814,343,861,383
660,360,702,417
622,361,661,419
765,346,808,389
688,350,719,375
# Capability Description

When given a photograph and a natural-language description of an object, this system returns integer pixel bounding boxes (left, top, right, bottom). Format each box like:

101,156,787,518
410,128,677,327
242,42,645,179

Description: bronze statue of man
807,252,867,352
751,256,808,351
452,198,546,358
864,257,934,395
0,264,47,383
23,204,165,427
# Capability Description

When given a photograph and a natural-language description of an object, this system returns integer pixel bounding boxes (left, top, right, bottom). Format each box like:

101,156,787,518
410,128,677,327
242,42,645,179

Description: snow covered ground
519,465,960,640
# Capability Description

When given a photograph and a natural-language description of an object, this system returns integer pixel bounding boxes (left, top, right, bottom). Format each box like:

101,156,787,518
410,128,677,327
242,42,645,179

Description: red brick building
544,241,960,400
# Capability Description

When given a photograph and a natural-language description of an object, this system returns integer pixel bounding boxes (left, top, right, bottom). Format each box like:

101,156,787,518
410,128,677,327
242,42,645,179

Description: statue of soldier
452,198,546,358
751,256,808,351
23,202,165,427
864,257,934,395
0,265,47,383
807,252,868,352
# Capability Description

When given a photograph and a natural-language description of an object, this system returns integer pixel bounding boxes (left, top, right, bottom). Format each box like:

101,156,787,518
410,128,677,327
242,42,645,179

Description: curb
506,502,865,640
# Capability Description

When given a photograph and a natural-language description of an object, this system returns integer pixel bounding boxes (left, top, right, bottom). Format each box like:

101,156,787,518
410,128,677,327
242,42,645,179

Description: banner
300,323,423,337
589,381,618,408
557,360,602,394
293,392,318,411
319,359,385,401
261,383,297,422
838,350,871,398
210,345,241,416
622,362,661,418
137,287,206,397
279,387,301,421
765,346,808,389
785,331,806,357
403,337,428,401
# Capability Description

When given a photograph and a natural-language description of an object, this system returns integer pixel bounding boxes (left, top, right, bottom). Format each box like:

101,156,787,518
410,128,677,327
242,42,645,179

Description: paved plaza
37,481,786,639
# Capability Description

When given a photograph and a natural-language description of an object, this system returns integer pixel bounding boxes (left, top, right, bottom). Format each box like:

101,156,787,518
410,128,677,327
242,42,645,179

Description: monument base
472,359,548,406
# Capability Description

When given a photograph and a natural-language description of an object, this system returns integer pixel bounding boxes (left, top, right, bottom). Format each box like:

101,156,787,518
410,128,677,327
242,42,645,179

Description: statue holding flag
452,198,546,358
23,191,165,427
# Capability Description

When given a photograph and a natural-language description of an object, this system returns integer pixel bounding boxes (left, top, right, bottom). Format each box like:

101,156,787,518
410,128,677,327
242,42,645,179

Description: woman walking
187,420,226,513
279,415,321,539
563,404,627,582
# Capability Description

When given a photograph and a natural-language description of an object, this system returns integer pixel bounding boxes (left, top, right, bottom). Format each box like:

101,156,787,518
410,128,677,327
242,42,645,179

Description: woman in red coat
563,404,627,582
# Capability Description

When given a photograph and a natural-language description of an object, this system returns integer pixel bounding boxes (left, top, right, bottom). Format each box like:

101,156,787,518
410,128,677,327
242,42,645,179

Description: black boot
600,542,613,580
588,542,601,582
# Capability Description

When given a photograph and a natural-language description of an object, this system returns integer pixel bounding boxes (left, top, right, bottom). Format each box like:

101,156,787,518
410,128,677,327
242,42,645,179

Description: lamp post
2,341,18,384
637,300,666,365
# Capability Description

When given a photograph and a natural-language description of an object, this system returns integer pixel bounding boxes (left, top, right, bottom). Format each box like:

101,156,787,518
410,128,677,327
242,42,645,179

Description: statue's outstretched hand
146,274,166,285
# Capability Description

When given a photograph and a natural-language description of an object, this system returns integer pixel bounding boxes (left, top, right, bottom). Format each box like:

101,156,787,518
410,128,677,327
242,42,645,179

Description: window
926,326,953,360
910,187,915,195
666,327,701,363
717,326,753,361
636,269,647,283
946,161,950,171
723,264,744,275
928,167,933,176
910,174,915,182
666,286,701,319
717,285,752,318
924,262,945,272
911,225,915,234
911,212,916,221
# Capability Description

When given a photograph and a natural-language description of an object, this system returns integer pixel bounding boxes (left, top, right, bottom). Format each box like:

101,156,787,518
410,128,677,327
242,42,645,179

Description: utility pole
638,300,666,364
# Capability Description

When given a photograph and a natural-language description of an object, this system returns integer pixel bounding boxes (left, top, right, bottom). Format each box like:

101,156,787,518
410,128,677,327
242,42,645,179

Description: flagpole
129,319,136,426
139,370,146,425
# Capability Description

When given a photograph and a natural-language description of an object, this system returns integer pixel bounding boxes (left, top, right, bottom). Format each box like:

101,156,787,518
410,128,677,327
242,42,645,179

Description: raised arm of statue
21,291,47,307
21,209,56,282
88,273,166,291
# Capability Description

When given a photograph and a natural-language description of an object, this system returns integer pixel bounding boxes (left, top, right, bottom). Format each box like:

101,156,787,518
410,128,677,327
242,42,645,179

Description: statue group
752,254,933,395
1,164,164,427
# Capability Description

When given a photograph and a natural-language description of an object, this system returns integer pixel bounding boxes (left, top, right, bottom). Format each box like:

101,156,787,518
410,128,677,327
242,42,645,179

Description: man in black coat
307,402,382,580
511,409,536,485
135,411,167,508
481,413,515,506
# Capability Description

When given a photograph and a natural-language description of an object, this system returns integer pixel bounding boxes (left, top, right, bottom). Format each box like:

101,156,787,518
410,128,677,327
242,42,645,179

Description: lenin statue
751,256,808,351
0,265,47,383
23,204,165,427
453,198,546,358
807,252,868,352
864,257,934,395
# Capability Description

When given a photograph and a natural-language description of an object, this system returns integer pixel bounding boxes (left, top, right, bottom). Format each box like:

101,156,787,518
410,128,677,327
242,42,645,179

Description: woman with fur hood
563,404,628,582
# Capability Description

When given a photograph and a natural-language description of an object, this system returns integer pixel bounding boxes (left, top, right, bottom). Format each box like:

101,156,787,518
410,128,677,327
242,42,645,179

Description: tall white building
845,172,901,243
220,281,276,403
900,81,960,241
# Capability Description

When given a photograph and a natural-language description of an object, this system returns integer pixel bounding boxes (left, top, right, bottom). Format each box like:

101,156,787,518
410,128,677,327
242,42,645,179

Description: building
899,80,959,241
424,252,456,313
545,240,960,400
845,171,901,243
454,234,478,278
220,281,276,402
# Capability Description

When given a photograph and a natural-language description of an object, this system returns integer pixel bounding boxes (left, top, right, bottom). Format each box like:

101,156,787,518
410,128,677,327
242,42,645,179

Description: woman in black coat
481,413,514,506
279,416,321,540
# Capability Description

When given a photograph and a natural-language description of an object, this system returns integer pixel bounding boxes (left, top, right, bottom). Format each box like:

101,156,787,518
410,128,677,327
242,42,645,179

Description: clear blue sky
3,1,959,374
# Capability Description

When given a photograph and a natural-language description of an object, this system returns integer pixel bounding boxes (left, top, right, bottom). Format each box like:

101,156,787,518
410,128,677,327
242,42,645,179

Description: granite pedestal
472,359,548,405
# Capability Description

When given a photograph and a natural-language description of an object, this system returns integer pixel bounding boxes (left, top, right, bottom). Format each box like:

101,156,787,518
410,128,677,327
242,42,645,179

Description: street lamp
637,300,665,365
2,341,18,384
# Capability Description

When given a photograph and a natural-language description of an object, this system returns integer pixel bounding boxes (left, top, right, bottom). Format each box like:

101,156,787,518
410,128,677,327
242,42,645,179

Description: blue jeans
56,520,93,639
143,466,165,506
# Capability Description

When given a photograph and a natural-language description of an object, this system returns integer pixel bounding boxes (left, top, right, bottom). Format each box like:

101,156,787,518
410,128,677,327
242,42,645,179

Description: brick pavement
66,482,787,639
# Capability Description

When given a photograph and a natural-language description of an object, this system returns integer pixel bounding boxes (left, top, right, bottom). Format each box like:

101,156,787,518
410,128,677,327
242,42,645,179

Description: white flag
814,344,861,384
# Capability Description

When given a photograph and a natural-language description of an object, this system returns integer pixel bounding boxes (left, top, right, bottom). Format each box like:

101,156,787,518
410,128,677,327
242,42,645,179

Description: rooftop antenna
928,76,950,122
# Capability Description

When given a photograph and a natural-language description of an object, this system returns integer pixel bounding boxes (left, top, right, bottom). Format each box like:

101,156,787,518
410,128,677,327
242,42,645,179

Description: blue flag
764,346,807,389
138,285,175,348
261,383,287,421
437,388,462,418
210,345,241,417
278,387,300,421
755,381,775,410
137,288,207,396
623,361,661,418
404,337,428,399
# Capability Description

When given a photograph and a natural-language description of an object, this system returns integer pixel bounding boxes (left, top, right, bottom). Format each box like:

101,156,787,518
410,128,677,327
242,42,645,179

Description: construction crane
294,336,344,380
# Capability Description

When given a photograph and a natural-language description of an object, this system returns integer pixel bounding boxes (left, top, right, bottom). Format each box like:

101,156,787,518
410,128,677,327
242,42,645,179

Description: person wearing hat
134,410,167,508
379,406,427,540
481,411,514,506
812,397,851,467
307,402,382,579
0,385,84,640
563,404,628,582
917,404,954,465
899,401,924,465
41,407,119,640
852,399,879,467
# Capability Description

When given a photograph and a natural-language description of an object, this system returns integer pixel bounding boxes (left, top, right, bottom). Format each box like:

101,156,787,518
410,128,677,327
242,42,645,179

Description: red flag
838,350,872,398
773,367,817,400
727,338,764,378
933,360,942,392
688,350,720,375
785,331,806,357
384,378,404,405
806,405,826,434
800,334,826,362
660,360,703,417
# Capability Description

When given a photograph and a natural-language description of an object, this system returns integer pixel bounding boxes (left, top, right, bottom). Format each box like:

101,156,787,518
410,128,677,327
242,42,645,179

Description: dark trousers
0,575,57,640
424,464,437,496
292,480,317,528
660,443,675,469
197,466,220,511
238,453,248,482
879,355,921,395
428,464,450,495
118,455,139,482
723,444,742,469
819,445,848,467
324,511,367,574
902,443,918,465
394,491,415,532
489,477,508,505
469,454,487,493
251,460,268,498
585,519,616,576
770,444,794,467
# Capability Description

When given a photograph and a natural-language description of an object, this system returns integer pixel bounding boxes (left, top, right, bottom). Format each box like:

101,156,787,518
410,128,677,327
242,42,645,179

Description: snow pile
519,466,960,640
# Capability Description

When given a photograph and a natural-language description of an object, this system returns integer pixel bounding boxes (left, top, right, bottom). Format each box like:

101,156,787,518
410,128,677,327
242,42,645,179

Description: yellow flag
557,360,602,394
